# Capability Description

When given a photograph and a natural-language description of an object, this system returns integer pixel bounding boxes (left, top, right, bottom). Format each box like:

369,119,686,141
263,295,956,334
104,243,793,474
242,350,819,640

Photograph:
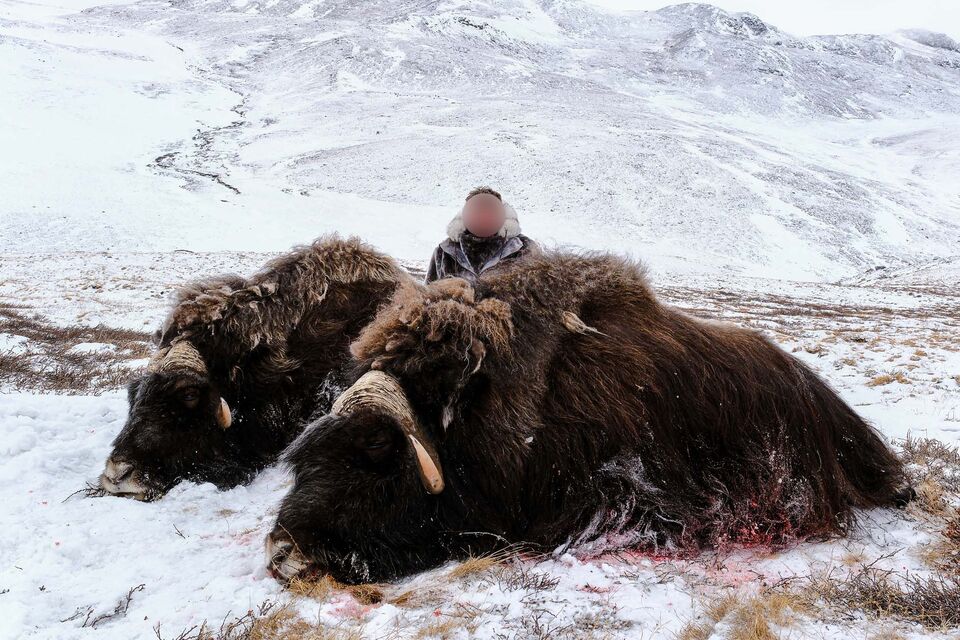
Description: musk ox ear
468,338,485,374
216,397,232,429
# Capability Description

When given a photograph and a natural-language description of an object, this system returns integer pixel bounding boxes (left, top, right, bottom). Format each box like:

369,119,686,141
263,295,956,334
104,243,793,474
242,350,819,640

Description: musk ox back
100,236,409,500
267,251,909,584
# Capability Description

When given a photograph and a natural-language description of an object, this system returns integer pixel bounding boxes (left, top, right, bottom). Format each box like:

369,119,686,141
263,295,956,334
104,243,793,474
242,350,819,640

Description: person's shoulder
517,235,541,253
435,237,458,253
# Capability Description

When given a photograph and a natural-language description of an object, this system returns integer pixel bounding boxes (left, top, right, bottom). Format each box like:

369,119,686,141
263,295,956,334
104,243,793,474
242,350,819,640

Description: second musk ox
267,251,910,584
99,236,409,500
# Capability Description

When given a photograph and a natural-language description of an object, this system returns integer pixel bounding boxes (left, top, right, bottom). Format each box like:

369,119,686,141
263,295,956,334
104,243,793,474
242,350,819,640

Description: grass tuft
866,371,911,387
677,591,805,640
287,575,384,605
801,565,960,629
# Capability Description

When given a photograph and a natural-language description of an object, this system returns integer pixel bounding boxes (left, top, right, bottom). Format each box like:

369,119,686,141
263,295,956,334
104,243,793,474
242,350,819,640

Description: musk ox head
266,370,448,584
100,341,235,501
266,278,513,584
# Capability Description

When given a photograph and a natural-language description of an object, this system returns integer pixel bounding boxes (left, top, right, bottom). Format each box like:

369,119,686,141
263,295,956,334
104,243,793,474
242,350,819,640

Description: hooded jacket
425,202,539,285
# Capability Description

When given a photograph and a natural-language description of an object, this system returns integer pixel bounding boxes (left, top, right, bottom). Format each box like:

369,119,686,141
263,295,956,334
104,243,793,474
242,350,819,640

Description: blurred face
462,193,505,238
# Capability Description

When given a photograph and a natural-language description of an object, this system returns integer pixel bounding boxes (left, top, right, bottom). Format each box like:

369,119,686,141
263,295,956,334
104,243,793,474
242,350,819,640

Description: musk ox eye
358,434,396,464
365,437,391,451
180,387,201,407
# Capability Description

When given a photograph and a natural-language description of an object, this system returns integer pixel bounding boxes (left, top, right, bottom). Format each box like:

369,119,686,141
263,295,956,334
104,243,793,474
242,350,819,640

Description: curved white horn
148,341,208,376
217,397,232,429
333,370,444,495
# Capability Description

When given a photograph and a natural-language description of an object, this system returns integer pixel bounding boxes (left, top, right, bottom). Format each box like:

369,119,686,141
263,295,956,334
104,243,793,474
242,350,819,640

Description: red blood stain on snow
233,531,259,545
583,545,786,588
329,595,375,619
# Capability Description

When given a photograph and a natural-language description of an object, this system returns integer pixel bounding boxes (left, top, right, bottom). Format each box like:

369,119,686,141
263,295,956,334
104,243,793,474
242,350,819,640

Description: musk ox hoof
98,458,150,501
265,529,312,583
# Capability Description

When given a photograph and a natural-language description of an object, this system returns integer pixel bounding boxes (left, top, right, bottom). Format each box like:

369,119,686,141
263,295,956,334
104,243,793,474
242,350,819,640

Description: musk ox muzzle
98,458,150,500
331,370,443,495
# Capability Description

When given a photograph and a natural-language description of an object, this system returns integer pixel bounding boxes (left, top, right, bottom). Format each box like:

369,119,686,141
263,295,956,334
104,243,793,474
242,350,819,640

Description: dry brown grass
152,600,364,640
0,306,151,393
489,562,561,593
285,551,532,618
913,479,951,516
413,614,480,639
446,549,516,580
389,551,525,610
676,594,735,640
866,371,911,387
841,548,868,567
682,549,960,636
898,435,960,496
919,515,960,577
799,565,960,630
242,608,362,640
676,591,806,640
288,575,384,606
728,592,808,640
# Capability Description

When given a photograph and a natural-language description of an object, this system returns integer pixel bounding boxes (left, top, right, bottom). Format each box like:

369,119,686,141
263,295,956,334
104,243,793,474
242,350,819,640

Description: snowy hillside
2,0,960,279
2,1,960,639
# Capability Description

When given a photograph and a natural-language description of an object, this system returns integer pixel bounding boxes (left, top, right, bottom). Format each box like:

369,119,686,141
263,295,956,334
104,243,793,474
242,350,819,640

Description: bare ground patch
0,304,152,394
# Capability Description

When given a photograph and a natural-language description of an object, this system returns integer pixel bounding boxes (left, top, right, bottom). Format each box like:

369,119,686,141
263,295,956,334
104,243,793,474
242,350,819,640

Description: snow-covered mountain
2,0,959,281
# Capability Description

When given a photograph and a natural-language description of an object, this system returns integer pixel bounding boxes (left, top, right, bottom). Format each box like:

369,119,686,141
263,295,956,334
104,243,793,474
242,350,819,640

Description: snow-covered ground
1,0,959,638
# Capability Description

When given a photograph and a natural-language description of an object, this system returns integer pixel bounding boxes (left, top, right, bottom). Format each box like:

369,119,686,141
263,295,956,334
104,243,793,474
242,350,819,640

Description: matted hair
465,186,502,201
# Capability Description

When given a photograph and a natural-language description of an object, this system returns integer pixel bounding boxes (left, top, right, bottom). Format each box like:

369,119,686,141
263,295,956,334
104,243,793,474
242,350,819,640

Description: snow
0,333,30,355
0,393,285,640
1,0,959,637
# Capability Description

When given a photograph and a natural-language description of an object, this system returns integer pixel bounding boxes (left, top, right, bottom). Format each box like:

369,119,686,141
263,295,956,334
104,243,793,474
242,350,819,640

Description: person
425,186,539,285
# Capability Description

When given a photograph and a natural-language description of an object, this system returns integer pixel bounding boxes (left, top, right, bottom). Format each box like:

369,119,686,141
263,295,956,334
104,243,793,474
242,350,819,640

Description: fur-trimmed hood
446,201,521,241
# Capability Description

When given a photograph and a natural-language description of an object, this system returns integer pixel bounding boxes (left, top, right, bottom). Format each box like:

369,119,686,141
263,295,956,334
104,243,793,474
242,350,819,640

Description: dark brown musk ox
99,236,411,500
266,250,913,584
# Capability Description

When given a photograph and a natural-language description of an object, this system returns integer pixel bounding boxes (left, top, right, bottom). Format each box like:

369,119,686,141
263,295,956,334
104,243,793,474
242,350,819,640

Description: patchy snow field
2,252,958,639
1,0,959,638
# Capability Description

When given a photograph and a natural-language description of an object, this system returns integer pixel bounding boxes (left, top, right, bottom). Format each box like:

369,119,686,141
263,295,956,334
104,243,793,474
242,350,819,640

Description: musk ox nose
103,459,134,484
99,458,148,500
265,528,313,584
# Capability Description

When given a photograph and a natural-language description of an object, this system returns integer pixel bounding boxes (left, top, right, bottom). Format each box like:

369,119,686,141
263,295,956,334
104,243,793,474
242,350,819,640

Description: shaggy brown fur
270,250,909,583
102,236,410,498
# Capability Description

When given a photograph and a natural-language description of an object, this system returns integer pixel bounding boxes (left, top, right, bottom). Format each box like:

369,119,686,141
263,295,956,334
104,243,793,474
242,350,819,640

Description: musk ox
99,236,409,500
266,251,910,584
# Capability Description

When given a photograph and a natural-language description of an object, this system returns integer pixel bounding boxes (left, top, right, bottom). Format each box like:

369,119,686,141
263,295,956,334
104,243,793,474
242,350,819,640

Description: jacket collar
439,235,525,276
